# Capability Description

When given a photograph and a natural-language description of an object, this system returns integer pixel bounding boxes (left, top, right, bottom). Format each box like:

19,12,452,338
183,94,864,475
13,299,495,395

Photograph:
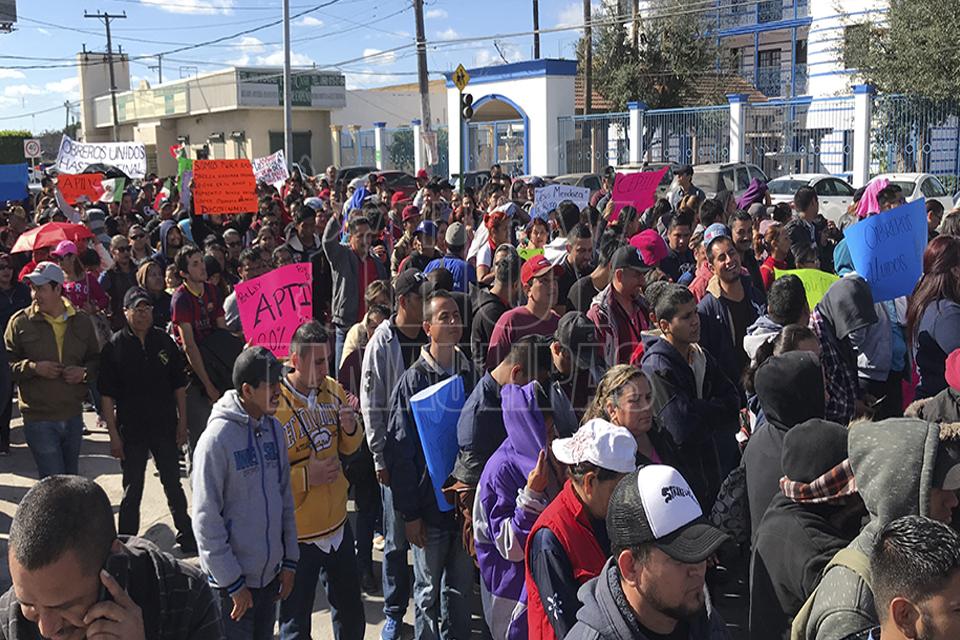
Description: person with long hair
51,241,109,317
477,210,510,284
759,221,791,290
136,259,172,329
906,235,960,399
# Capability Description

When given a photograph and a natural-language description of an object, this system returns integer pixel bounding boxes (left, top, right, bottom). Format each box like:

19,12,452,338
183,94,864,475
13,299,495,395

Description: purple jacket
473,382,557,640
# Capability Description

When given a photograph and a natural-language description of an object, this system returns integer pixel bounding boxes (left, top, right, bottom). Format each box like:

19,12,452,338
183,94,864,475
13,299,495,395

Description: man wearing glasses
99,235,139,332
98,286,197,553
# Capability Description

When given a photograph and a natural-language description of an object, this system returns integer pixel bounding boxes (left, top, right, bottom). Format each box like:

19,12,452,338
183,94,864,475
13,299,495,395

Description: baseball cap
551,419,637,474
232,346,284,391
416,168,429,180
51,240,78,258
438,179,454,190
607,465,730,563
394,269,431,297
610,245,652,273
391,192,409,208
556,311,599,370
676,164,694,177
303,197,324,211
702,222,731,250
521,253,560,286
629,229,668,267
445,222,467,248
402,204,421,222
415,220,437,237
24,261,65,286
123,286,153,309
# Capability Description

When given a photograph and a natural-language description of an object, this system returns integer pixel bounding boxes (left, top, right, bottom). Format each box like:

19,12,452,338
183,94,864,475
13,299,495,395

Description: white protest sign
56,135,147,179
531,184,591,219
251,150,289,189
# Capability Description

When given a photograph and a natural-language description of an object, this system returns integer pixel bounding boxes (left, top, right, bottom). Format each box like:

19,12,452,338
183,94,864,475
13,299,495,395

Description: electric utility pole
148,54,163,84
583,0,592,115
413,0,433,167
533,0,540,59
632,0,640,50
84,10,126,142
282,0,293,168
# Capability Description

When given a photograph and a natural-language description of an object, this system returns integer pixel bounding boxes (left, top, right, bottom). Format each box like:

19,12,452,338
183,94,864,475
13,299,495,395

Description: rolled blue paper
0,164,28,202
410,374,466,512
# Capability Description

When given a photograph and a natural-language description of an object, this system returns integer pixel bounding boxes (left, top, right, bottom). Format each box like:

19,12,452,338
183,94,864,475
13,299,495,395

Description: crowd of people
2,162,960,640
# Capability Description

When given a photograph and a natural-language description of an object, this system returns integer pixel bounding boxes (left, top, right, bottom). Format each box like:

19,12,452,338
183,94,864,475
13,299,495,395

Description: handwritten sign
57,173,104,204
236,263,313,357
843,198,927,302
192,159,258,215
252,150,289,189
56,135,146,179
530,184,591,220
610,166,669,220
774,268,840,310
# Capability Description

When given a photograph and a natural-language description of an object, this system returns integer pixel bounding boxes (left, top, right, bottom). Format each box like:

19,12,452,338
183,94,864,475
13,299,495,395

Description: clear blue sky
0,0,595,134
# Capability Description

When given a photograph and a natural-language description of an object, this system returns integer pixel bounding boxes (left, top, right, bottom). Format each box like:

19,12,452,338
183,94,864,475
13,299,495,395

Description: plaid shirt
812,309,861,425
780,459,858,505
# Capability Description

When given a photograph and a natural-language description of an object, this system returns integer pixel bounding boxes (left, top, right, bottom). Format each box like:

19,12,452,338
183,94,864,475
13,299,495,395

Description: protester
135,259,172,329
391,204,421,275
588,245,652,366
906,348,960,423
471,248,520,371
0,251,29,455
99,234,139,331
223,248,268,334
669,165,705,209
424,222,476,293
0,475,223,639
556,224,595,314
192,346,299,640
128,223,151,263
287,208,322,263
758,221,791,291
151,219,184,269
742,274,810,367
52,240,109,318
659,212,696,283
567,233,620,315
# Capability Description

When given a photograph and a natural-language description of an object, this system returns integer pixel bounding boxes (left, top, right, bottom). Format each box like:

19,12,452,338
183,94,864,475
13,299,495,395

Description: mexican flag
98,177,126,203
153,178,173,209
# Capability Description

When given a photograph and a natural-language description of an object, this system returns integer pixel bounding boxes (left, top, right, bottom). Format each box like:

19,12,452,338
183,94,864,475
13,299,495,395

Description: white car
767,173,855,223
872,173,954,213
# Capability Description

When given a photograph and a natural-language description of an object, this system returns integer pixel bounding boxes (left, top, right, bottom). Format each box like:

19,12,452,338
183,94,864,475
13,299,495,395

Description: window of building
758,49,782,70
795,39,807,64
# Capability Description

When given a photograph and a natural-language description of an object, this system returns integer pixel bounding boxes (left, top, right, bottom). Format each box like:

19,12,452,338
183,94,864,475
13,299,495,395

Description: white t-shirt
476,243,493,269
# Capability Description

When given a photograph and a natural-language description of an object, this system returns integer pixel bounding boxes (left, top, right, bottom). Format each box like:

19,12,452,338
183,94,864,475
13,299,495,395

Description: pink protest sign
610,166,670,220
236,263,313,357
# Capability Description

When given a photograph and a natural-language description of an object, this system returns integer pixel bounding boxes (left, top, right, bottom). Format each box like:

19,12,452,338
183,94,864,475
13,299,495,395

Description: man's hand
204,383,221,405
109,433,124,461
82,569,145,640
229,587,253,622
339,405,356,435
306,456,341,486
62,366,85,385
405,518,427,548
526,450,549,494
276,569,295,602
372,245,387,262
175,419,188,448
376,468,390,486
33,361,63,379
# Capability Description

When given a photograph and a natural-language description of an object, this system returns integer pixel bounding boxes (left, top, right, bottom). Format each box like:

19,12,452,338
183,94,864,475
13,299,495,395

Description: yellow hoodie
277,374,363,541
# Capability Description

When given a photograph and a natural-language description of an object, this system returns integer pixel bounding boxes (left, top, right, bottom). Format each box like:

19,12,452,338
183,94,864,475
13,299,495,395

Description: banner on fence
236,263,313,357
56,135,147,179
610,167,669,220
411,375,465,512
251,150,289,189
57,173,104,204
530,184,591,220
0,164,28,202
774,268,840,310
843,198,927,302
192,159,258,215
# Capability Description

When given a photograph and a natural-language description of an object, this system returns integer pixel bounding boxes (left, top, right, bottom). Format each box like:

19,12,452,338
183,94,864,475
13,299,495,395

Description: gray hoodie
192,390,299,594
801,418,940,640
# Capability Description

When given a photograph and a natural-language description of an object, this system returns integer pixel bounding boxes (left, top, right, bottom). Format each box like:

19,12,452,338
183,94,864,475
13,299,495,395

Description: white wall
806,0,887,97
332,87,447,129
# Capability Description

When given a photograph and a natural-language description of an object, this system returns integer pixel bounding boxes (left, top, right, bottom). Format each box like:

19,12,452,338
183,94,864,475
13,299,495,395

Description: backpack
790,547,873,640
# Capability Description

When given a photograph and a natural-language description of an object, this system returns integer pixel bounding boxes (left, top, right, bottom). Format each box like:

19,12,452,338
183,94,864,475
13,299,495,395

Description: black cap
610,245,652,273
555,312,599,370
677,164,694,176
232,346,284,391
781,419,848,483
123,286,152,309
395,269,431,297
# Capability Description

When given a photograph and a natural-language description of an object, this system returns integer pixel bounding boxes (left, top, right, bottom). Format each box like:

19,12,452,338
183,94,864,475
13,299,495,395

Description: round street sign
23,139,41,157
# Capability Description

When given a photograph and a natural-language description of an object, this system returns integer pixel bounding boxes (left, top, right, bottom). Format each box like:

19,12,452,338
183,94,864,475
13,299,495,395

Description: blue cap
703,223,731,249
415,220,437,237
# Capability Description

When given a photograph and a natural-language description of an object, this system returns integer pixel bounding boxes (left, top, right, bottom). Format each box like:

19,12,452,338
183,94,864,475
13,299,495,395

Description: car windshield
768,179,810,195
691,172,717,192
888,181,916,195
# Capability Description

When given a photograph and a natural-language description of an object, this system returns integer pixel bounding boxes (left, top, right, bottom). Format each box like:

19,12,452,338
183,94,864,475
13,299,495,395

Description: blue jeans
411,524,475,640
23,415,84,478
220,577,279,640
279,523,365,640
382,485,411,622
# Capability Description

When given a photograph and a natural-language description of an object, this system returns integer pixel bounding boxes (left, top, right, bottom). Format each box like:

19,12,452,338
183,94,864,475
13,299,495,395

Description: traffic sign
23,139,40,158
452,64,470,92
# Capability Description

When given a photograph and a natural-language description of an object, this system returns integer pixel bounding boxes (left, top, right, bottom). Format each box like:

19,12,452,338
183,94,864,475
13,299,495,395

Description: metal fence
743,96,855,180
640,105,730,166
382,127,415,172
467,119,526,176
557,112,630,174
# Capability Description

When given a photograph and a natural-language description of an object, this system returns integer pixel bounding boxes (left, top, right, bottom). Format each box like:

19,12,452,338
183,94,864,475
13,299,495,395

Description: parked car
368,170,419,200
451,171,491,191
767,173,856,223
338,165,378,186
689,162,769,200
553,173,602,192
872,172,954,213
615,162,678,201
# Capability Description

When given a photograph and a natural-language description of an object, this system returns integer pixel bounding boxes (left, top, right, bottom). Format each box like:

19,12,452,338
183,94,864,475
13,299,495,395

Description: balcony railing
752,64,808,98
718,0,810,30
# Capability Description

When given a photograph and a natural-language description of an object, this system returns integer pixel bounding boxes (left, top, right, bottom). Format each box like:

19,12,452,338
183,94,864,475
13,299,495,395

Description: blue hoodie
192,390,299,594
150,219,180,269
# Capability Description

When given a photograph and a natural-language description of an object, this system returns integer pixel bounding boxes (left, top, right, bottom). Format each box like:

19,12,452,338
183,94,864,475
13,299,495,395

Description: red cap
318,188,331,200
947,348,960,392
629,229,669,267
416,168,429,180
391,192,409,207
521,254,558,286
402,204,421,222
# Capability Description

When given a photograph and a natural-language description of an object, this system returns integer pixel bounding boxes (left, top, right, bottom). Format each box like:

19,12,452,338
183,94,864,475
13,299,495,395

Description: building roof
366,78,446,93
575,74,615,113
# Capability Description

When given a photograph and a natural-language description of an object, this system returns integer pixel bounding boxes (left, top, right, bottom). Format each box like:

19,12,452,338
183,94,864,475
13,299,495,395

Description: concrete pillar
852,84,875,188
330,125,342,168
347,125,361,166
627,101,647,164
373,122,387,170
411,119,423,173
727,94,749,164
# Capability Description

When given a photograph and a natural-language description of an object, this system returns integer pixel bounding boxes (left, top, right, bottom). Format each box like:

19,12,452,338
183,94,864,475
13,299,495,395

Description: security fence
640,105,730,166
557,112,631,174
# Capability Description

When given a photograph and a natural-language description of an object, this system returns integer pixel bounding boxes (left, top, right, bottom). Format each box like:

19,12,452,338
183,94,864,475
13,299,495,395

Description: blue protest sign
843,198,927,302
410,375,466,512
0,164,28,202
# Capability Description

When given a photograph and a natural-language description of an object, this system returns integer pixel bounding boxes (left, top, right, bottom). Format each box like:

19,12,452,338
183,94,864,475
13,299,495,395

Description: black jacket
470,289,509,372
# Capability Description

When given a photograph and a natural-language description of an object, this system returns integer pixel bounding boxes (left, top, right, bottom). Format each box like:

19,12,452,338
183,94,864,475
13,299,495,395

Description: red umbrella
11,222,96,254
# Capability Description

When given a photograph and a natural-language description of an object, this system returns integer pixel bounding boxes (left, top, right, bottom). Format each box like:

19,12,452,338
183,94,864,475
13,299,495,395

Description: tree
0,130,32,165
388,128,415,172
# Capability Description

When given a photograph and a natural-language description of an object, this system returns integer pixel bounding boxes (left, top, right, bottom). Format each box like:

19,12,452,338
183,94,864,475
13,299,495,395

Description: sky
0,0,603,134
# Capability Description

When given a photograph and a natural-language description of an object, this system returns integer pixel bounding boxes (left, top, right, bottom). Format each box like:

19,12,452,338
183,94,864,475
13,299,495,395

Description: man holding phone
0,475,223,639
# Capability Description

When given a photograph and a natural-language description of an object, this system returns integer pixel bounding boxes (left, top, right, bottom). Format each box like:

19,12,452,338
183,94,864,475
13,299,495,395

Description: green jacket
4,302,100,422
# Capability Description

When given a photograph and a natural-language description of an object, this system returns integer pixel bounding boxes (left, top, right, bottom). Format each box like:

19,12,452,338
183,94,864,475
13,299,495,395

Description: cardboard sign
192,159,258,215
56,135,146,179
57,173,104,204
0,163,28,201
774,268,840,310
236,263,313,357
530,184,591,220
843,198,927,302
252,150,289,189
610,166,670,220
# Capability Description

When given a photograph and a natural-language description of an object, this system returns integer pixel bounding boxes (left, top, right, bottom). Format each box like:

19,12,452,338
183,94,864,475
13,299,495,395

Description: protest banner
843,198,927,302
610,166,670,220
236,263,312,357
192,159,258,215
0,164,28,201
775,268,839,310
530,184,591,220
57,173,104,204
56,135,146,179
251,150,289,189
410,375,466,512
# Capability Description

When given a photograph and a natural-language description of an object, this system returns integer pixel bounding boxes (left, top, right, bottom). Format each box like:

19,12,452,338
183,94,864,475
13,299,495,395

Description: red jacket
525,480,607,640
